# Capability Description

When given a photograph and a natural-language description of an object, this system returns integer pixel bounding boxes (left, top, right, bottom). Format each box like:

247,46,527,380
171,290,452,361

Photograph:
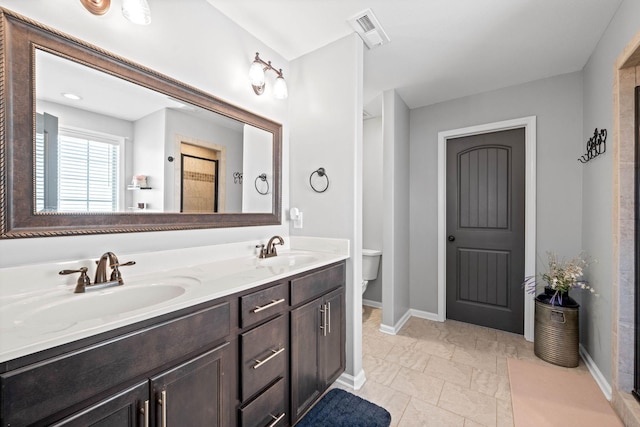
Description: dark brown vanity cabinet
290,265,345,423
0,302,233,427
0,261,346,427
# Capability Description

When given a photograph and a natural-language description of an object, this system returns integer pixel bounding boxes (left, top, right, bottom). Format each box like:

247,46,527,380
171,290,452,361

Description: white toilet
362,249,382,294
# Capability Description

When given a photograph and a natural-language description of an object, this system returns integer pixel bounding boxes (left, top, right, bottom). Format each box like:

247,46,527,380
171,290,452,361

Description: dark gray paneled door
446,128,525,333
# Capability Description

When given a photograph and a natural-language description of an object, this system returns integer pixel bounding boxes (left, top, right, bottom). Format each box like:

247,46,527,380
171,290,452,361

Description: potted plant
523,252,596,367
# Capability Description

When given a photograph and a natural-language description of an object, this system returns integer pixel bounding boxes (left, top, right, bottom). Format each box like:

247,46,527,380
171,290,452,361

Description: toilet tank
362,249,382,281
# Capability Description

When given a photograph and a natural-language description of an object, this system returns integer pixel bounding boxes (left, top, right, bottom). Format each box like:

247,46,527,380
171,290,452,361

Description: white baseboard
336,369,366,390
363,299,382,309
379,308,412,335
579,344,612,401
409,308,440,322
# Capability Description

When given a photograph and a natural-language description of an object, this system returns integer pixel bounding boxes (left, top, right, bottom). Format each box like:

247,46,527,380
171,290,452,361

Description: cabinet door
52,381,148,427
321,288,345,386
150,342,229,427
290,297,322,421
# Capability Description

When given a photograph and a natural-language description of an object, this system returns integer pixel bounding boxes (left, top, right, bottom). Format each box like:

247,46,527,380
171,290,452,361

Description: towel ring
309,167,329,193
255,173,269,195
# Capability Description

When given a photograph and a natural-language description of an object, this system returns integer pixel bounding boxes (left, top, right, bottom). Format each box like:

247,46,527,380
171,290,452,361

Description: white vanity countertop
0,236,349,364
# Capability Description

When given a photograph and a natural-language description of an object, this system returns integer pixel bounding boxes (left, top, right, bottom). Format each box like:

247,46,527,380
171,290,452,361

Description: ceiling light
249,52,287,99
122,0,151,25
62,93,82,101
79,0,111,16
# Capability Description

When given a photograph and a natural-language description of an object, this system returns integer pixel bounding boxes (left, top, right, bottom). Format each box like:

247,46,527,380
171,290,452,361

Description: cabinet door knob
447,235,456,242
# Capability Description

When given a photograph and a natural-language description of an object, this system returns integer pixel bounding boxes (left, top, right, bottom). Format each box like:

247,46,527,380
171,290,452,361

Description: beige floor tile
363,354,402,386
353,381,411,427
452,346,498,373
385,343,431,372
390,367,445,404
398,318,444,340
438,382,497,426
496,398,514,427
363,333,395,358
413,336,457,360
470,368,511,402
495,329,528,346
441,331,478,350
398,397,465,427
476,338,518,358
496,356,509,376
464,419,488,427
424,356,473,388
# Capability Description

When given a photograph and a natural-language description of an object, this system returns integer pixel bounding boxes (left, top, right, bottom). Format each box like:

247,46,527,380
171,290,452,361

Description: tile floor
335,306,594,427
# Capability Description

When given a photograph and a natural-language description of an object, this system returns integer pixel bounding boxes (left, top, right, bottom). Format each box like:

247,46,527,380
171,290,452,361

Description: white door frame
437,116,536,341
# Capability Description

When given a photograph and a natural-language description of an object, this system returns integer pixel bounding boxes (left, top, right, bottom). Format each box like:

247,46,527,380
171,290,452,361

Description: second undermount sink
8,276,200,334
258,252,319,268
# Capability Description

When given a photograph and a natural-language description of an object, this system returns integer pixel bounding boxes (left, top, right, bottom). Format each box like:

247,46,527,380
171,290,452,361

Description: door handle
448,235,455,242
158,390,167,427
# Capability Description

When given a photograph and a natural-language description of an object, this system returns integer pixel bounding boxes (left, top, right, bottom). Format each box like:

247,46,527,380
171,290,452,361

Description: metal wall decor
255,173,270,195
578,128,607,163
309,167,330,193
233,172,243,184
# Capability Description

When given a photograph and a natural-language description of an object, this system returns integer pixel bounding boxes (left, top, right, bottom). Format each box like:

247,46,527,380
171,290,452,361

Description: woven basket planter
534,298,579,368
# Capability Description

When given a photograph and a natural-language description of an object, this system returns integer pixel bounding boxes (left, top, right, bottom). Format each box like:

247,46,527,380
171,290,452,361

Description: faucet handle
59,267,91,293
109,260,136,283
256,244,266,258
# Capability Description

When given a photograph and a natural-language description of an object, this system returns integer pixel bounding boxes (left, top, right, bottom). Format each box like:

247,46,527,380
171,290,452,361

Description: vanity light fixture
121,0,151,25
249,52,288,99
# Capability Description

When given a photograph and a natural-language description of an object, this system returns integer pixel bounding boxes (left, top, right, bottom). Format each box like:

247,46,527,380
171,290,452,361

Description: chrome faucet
257,236,284,258
59,252,136,293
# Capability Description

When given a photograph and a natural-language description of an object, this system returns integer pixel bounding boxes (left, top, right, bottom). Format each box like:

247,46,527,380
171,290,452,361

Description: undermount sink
258,252,319,268
8,276,200,334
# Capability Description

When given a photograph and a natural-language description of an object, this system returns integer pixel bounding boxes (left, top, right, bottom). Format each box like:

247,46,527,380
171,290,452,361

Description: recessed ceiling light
62,93,82,101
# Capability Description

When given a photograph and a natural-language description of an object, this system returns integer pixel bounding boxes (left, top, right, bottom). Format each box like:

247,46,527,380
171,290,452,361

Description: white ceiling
206,0,622,114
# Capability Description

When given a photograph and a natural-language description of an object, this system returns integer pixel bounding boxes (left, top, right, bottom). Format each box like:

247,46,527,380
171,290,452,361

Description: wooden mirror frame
0,8,282,238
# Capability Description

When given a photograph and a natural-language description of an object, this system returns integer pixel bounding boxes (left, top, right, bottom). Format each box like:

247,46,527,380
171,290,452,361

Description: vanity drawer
240,315,287,401
240,377,286,427
240,282,287,328
290,263,345,306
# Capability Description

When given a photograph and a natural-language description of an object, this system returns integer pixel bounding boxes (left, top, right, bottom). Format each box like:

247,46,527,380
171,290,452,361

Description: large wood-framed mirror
0,8,282,238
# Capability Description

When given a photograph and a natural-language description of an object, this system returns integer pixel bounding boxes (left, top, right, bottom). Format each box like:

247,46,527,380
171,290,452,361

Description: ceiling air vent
348,8,390,50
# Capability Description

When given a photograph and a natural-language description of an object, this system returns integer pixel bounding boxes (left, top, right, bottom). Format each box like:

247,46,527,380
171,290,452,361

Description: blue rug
296,388,392,427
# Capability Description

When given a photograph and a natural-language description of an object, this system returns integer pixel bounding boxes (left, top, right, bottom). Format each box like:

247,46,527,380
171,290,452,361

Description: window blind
57,130,121,212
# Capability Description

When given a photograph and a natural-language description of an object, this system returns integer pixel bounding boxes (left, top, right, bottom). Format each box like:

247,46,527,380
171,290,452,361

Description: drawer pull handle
253,347,285,369
140,399,149,427
327,301,331,334
253,298,285,313
267,412,286,427
158,390,167,427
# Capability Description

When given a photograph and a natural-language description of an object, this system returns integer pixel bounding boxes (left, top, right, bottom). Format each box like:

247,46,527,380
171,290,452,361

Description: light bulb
249,60,265,86
122,0,151,25
273,75,288,99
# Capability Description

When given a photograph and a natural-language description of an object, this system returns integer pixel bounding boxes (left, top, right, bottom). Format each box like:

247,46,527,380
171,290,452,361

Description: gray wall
289,34,364,381
409,72,584,315
581,0,640,387
382,90,411,328
363,117,383,303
